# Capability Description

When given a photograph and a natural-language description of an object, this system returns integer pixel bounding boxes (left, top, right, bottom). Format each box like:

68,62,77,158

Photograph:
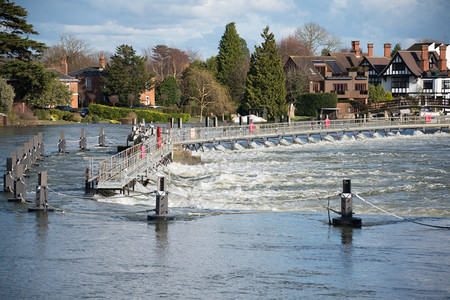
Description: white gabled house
379,43,449,100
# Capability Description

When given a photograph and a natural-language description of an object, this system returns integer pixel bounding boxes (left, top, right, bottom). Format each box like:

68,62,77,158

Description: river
0,123,449,299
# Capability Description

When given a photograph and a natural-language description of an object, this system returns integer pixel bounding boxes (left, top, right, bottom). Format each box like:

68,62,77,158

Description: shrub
62,111,73,121
49,109,63,120
295,93,338,117
33,109,48,120
91,114,101,123
71,114,82,123
88,104,190,123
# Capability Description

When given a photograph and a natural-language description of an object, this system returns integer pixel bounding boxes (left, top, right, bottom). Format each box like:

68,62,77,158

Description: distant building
378,43,449,99
46,59,79,108
69,54,155,107
284,42,369,104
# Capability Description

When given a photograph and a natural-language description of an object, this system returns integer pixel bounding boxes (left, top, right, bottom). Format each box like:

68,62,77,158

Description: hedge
295,93,338,118
88,104,191,123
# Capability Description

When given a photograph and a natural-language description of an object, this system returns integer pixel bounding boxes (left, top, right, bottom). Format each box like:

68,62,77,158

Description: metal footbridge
92,116,450,190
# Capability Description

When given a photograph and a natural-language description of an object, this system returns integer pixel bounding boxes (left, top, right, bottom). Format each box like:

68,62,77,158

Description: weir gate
90,116,450,191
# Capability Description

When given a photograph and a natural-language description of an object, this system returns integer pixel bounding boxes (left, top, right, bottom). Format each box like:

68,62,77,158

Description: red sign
325,118,330,127
425,114,431,122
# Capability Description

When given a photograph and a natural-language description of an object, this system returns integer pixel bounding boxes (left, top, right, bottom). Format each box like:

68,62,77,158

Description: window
145,96,150,105
391,77,408,88
86,78,92,91
333,83,347,94
369,77,382,86
442,80,450,89
355,83,366,91
392,63,405,71
423,80,433,90
65,83,71,91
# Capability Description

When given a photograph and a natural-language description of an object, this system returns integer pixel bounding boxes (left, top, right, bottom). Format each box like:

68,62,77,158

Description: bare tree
294,22,343,56
182,67,234,122
278,35,311,64
43,34,97,72
143,45,190,82
109,95,119,106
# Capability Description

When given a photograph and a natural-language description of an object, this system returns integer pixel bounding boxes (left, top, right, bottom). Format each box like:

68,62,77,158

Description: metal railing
169,116,450,145
96,136,172,189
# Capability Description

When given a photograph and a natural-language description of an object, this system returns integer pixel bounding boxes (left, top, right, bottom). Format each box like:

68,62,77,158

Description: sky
14,0,450,60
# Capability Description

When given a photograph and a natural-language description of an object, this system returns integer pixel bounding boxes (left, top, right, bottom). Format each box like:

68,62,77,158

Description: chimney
420,44,429,72
367,43,373,57
61,58,68,75
351,41,360,57
99,53,106,68
438,44,447,72
384,43,391,58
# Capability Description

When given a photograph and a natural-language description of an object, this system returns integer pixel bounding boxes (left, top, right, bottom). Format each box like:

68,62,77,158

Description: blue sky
15,0,450,60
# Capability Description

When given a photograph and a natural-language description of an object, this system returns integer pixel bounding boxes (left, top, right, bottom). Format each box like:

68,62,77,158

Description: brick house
284,43,369,103
46,59,79,108
69,54,155,107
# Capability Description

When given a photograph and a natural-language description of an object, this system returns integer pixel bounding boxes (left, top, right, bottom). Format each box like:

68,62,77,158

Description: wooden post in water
10,164,26,202
29,171,53,212
332,179,362,228
99,126,106,147
178,118,183,128
59,131,66,153
4,157,14,193
80,128,87,150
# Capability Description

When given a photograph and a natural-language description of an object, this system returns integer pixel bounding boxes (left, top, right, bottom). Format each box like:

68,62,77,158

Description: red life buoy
249,123,255,133
425,114,431,122
325,118,330,127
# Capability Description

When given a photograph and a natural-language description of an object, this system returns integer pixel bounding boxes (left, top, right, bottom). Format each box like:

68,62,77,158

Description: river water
0,123,449,299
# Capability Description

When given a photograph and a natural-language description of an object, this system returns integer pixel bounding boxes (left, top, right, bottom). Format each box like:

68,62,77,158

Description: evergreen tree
0,77,15,113
0,0,55,104
391,43,402,57
217,22,249,106
0,0,47,61
242,26,286,119
156,75,180,106
102,44,151,107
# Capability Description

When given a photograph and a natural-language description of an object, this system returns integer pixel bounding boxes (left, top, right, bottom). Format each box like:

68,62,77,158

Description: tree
391,43,401,57
156,75,180,106
26,76,72,108
0,0,55,105
102,44,152,107
277,35,311,64
181,66,234,121
144,45,190,82
294,22,342,55
42,34,97,72
242,26,287,119
0,0,47,61
368,84,392,102
109,95,119,106
217,22,250,106
285,71,309,103
0,77,15,113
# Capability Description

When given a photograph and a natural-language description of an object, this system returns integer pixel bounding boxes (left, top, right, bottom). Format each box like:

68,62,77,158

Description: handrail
169,115,450,145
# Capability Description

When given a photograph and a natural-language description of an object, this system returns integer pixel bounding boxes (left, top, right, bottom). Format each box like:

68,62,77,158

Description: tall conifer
217,22,249,106
243,26,286,119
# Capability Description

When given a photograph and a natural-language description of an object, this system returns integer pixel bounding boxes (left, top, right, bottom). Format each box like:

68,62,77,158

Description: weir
88,116,450,192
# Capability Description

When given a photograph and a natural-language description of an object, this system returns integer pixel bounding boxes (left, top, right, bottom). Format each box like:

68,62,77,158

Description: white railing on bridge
96,136,172,189
169,115,450,145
